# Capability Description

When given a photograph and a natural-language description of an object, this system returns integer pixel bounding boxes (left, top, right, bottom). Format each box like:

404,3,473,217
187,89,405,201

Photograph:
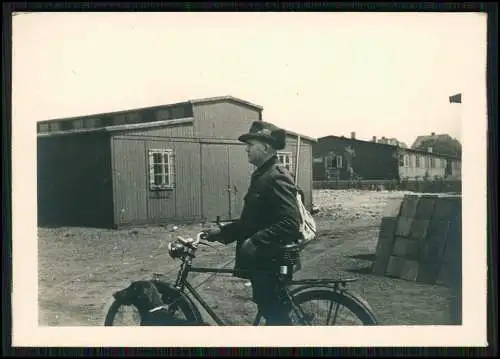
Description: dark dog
113,280,209,326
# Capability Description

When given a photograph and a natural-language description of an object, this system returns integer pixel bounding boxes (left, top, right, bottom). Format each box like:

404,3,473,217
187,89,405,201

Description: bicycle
104,232,379,326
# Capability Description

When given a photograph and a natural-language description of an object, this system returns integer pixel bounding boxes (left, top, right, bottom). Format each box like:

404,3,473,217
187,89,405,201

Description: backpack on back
295,189,317,243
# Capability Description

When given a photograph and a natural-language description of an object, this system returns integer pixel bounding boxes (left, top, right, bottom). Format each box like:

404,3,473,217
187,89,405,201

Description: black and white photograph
11,11,488,347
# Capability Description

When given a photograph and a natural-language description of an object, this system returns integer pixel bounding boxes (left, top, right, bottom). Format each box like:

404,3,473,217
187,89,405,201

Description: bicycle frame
165,256,356,326
106,231,379,327
179,266,236,326
144,233,372,326
167,253,261,326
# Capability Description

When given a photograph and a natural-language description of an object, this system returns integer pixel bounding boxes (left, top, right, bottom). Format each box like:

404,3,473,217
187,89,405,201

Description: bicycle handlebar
175,232,208,249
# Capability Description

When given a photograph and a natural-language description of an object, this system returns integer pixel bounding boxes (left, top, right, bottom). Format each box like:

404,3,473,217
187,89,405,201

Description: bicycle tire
104,282,203,326
290,288,378,325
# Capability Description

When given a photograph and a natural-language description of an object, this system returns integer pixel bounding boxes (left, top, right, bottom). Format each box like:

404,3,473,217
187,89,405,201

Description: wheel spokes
295,298,364,325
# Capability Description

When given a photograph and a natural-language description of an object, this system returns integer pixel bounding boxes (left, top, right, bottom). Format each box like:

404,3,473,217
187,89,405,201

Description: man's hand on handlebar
201,227,222,242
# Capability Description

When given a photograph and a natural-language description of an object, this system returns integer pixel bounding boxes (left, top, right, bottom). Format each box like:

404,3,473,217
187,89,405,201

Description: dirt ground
38,190,459,326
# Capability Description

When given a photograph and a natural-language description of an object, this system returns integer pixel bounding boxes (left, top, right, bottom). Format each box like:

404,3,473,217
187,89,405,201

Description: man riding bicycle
204,120,303,326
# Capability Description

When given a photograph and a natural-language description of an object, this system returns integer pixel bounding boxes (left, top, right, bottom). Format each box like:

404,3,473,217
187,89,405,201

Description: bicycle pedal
149,304,169,313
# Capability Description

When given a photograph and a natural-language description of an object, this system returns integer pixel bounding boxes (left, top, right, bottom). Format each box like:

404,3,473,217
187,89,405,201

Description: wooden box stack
372,197,403,276
372,194,461,288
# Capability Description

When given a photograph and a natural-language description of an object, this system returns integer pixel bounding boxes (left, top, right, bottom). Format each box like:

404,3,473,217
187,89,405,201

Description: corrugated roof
39,102,190,124
37,118,318,145
37,94,318,143
39,95,263,124
37,118,194,138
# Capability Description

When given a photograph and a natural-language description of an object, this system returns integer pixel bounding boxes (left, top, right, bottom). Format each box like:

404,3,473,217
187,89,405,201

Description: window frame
336,155,343,169
403,154,410,168
277,151,294,173
148,148,176,191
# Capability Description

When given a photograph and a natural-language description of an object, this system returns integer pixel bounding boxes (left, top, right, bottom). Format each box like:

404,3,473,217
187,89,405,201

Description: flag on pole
449,93,462,104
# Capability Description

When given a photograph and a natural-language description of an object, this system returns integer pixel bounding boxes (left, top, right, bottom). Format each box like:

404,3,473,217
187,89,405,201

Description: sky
10,12,489,347
12,12,487,147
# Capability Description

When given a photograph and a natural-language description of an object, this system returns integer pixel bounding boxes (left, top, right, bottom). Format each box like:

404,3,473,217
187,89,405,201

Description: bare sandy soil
38,190,458,326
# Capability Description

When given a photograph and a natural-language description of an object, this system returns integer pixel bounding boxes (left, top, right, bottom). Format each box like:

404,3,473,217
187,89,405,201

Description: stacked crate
372,194,461,288
371,197,403,276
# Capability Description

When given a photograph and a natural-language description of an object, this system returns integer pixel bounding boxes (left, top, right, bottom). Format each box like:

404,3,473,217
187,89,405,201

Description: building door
228,145,252,219
201,144,231,222
201,143,253,222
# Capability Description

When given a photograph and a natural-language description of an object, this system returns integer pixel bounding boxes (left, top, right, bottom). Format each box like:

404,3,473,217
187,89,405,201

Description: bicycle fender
289,285,378,323
340,290,378,321
289,284,333,296
153,281,204,323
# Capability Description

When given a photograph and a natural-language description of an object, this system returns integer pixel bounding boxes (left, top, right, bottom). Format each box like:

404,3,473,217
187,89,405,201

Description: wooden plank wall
111,124,201,227
192,101,260,140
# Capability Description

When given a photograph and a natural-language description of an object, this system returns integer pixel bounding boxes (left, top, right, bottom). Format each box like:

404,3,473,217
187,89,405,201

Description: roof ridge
39,95,263,124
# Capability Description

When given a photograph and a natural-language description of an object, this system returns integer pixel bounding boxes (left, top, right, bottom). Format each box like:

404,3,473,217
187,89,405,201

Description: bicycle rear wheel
290,289,378,325
104,282,202,326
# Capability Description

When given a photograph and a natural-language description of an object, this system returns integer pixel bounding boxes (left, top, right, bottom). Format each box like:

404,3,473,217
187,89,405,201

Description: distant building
397,146,461,181
412,132,462,157
312,133,461,182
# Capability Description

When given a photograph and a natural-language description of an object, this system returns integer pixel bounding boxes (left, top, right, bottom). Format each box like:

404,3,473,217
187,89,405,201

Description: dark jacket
217,155,302,278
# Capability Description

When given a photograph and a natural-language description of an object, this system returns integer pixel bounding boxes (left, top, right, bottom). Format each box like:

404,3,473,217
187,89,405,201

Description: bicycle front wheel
104,282,202,326
290,289,378,325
